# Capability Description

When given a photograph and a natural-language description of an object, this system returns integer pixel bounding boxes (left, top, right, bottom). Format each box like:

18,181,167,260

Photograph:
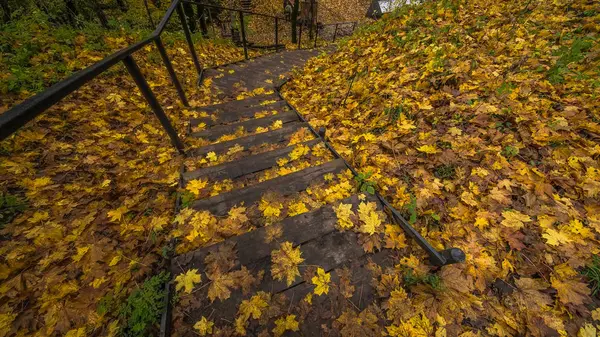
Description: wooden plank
190,110,299,141
193,92,280,113
173,194,379,272
181,230,367,325
281,249,396,336
182,138,321,183
190,159,347,215
188,122,307,157
191,100,288,127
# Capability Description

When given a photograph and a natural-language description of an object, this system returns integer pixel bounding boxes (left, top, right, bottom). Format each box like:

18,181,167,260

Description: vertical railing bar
239,10,248,59
123,55,185,154
332,23,338,42
154,37,190,107
177,3,202,77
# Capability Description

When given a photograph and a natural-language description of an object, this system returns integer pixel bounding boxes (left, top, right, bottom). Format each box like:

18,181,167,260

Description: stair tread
183,138,321,183
174,193,376,271
190,158,347,215
188,121,308,157
172,193,391,329
193,93,280,113
191,110,299,141
191,100,288,127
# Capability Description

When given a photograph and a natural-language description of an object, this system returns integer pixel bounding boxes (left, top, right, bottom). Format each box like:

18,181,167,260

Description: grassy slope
284,0,600,335
0,5,259,336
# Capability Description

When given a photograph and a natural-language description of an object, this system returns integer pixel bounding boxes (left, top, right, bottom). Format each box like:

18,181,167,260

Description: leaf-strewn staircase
164,48,451,336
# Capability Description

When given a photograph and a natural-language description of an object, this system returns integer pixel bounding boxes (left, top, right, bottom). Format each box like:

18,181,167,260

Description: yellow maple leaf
271,242,304,286
72,246,90,262
384,224,407,249
358,201,381,235
542,228,572,246
239,291,269,320
235,291,270,335
175,269,202,294
551,275,590,306
270,120,283,129
273,314,300,337
228,206,248,222
207,272,235,302
259,197,283,218
578,324,596,337
149,216,168,231
109,255,121,266
334,203,354,229
500,210,531,229
474,217,489,230
28,211,49,224
289,144,310,161
226,144,245,156
360,211,381,235
107,206,128,223
186,179,208,196
206,152,218,162
312,267,331,296
193,316,214,336
417,145,439,154
288,200,309,217
64,327,86,337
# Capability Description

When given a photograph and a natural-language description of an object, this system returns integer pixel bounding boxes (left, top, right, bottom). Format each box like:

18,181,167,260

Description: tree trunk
197,4,208,37
1,0,10,23
92,0,109,28
116,0,127,12
64,0,79,26
308,0,314,39
291,0,299,43
182,2,196,33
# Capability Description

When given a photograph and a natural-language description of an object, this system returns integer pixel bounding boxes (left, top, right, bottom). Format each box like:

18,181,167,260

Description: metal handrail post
155,37,189,107
332,23,338,42
177,3,202,77
123,55,185,154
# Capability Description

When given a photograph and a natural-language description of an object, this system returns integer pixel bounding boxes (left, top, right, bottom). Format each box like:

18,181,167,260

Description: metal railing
297,21,358,49
0,0,359,149
275,81,465,267
2,0,351,149
0,0,192,152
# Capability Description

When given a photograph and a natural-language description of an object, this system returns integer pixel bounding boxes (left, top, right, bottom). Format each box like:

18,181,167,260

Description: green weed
403,269,442,290
547,37,593,84
501,145,519,159
119,271,170,337
583,255,600,296
0,192,27,229
355,171,377,195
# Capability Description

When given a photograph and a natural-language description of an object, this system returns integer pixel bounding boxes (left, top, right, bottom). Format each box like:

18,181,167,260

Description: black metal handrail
0,0,316,149
0,0,190,151
275,80,465,267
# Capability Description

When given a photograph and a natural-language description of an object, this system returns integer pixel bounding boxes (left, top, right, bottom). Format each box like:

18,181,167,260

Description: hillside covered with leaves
283,0,600,335
0,2,259,335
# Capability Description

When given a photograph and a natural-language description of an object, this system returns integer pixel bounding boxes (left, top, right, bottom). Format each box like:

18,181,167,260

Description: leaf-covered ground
0,34,258,335
283,0,600,335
